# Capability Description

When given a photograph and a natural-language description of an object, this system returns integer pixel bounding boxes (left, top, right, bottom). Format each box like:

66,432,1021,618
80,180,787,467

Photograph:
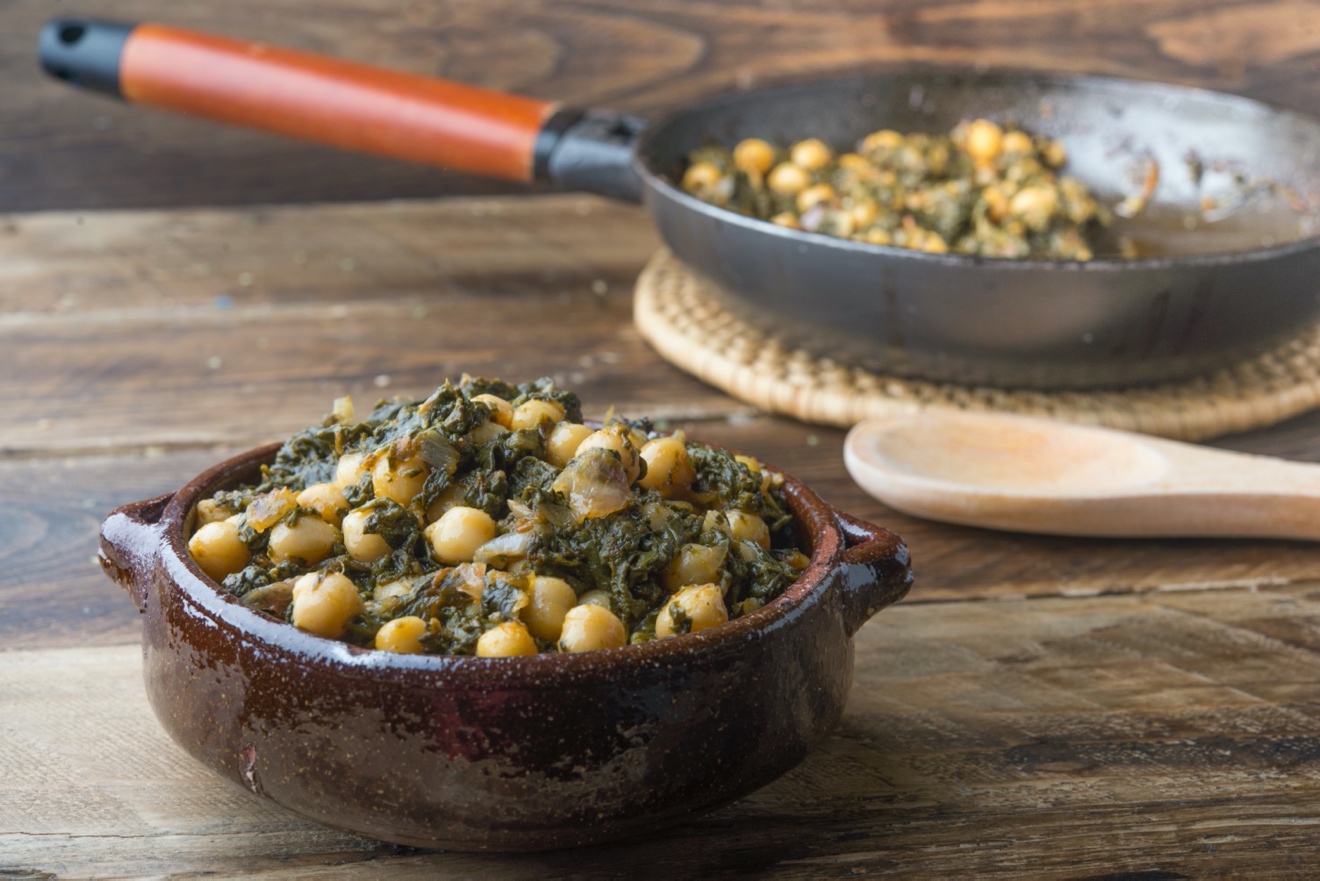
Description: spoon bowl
845,410,1320,540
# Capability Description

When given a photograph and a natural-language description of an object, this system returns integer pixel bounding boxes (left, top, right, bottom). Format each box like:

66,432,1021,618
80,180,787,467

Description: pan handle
38,19,645,201
99,493,174,613
832,510,913,638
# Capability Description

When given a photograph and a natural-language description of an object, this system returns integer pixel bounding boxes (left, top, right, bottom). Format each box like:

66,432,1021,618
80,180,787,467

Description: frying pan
40,18,1320,390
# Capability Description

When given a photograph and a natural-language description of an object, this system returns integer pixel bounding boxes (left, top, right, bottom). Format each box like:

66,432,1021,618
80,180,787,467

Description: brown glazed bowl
99,442,912,851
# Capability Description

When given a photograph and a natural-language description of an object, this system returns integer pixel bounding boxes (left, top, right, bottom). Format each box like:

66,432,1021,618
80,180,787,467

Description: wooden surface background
5,0,1320,877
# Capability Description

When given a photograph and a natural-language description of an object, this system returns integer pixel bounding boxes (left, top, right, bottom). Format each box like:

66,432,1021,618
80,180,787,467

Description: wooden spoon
843,410,1320,540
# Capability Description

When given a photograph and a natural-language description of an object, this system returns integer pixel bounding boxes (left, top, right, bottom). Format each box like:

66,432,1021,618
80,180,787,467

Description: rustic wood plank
8,0,1320,211
4,586,1319,877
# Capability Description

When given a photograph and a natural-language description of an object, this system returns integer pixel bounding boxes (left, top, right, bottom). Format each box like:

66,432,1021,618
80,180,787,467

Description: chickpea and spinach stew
681,119,1111,260
188,378,809,657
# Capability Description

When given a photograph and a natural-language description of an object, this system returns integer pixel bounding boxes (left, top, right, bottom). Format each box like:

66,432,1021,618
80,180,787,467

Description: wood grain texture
5,584,1320,877
9,0,1320,210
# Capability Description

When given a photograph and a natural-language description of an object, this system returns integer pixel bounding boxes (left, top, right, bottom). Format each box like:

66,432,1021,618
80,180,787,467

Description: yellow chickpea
964,119,1004,163
790,138,833,171
1009,185,1060,231
472,394,514,428
725,511,771,551
188,520,250,582
558,604,627,653
576,589,613,610
637,436,696,496
663,543,727,592
341,508,391,563
469,420,508,445
424,483,466,523
575,424,642,483
477,621,538,657
849,199,879,229
373,578,413,602
768,162,810,196
1042,139,1068,168
681,161,722,192
862,129,904,151
732,138,776,175
656,584,728,638
862,228,893,246
770,212,801,229
837,152,870,171
375,616,428,653
425,506,496,564
796,183,836,213
290,572,363,639
1001,130,1033,155
371,450,429,506
296,482,349,525
921,233,950,254
267,515,340,566
522,576,578,641
510,399,566,431
545,422,594,468
334,452,366,489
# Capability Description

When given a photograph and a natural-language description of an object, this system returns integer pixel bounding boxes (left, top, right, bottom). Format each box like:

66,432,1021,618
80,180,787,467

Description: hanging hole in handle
58,23,87,45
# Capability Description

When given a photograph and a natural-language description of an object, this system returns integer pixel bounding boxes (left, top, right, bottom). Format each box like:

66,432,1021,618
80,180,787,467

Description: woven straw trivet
634,249,1320,441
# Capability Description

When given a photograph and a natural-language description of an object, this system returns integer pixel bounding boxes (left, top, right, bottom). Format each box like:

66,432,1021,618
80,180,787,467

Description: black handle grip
38,18,136,97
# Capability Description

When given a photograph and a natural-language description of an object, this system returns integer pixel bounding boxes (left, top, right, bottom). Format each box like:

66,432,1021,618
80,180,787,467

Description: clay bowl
99,441,912,851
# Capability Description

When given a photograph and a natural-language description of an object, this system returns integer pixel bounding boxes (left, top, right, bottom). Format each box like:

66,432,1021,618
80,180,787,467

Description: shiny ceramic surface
99,443,911,851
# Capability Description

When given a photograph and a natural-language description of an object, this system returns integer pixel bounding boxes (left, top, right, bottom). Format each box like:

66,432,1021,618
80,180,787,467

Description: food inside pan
681,119,1111,260
187,377,808,656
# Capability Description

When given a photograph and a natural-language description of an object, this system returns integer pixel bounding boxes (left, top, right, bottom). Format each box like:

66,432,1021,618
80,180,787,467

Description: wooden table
7,2,1320,877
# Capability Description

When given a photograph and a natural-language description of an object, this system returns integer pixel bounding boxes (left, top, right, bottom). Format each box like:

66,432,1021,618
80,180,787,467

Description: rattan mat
633,249,1320,441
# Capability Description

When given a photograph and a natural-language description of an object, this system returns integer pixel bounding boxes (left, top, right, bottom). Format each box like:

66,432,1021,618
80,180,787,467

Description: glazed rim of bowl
157,442,849,685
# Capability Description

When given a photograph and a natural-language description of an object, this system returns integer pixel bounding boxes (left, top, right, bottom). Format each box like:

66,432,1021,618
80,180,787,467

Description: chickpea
663,542,727,591
188,520,250,582
1001,130,1033,155
268,515,340,566
291,572,363,639
849,199,879,229
545,422,594,468
371,449,429,506
1009,185,1059,231
576,589,614,610
725,511,771,551
373,577,413,602
983,185,1010,222
195,498,235,526
520,575,578,641
862,129,904,151
477,620,538,657
424,483,466,523
472,393,514,428
637,436,695,496
656,583,728,638
1042,139,1068,168
510,399,566,431
837,152,870,171
732,138,776,175
921,232,950,255
796,183,836,213
965,119,1004,163
375,615,428,653
681,161,722,193
342,508,391,563
575,424,642,483
334,452,366,489
425,506,496,564
296,482,349,525
469,419,508,444
770,212,801,229
790,138,833,171
767,162,810,196
862,228,893,246
734,454,762,473
558,604,627,653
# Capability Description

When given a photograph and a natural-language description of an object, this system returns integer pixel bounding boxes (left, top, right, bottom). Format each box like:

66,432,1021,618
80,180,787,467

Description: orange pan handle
38,18,645,199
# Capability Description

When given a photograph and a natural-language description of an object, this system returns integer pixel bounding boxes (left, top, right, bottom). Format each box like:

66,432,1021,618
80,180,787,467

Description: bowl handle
833,510,913,637
99,493,173,613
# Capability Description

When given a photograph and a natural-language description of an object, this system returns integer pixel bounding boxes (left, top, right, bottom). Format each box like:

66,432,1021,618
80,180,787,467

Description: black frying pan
41,18,1320,389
